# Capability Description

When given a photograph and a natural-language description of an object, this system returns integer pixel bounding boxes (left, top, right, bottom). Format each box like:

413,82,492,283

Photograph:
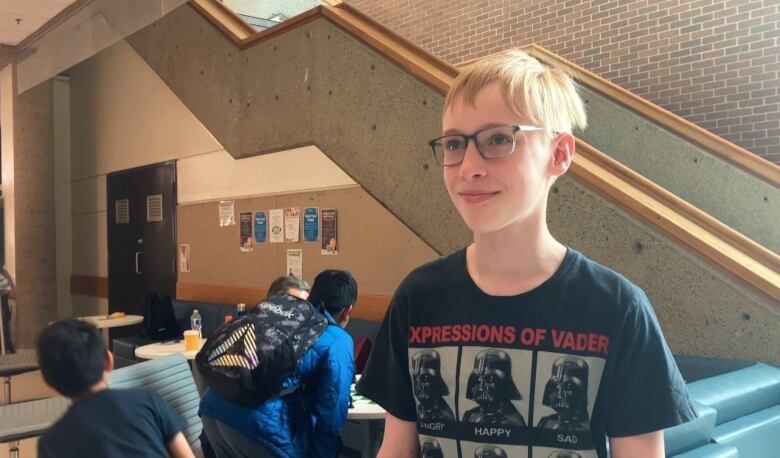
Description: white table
80,314,144,329
347,375,385,458
134,339,205,360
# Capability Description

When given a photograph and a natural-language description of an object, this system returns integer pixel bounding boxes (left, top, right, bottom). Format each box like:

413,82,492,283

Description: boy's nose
458,141,487,180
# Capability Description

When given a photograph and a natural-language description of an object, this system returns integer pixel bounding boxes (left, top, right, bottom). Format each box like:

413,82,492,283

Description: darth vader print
459,347,532,426
534,353,605,434
419,436,458,458
411,349,456,421
532,446,596,458
461,441,528,458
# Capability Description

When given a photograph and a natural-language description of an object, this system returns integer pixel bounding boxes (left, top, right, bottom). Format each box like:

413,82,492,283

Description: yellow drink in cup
184,330,199,352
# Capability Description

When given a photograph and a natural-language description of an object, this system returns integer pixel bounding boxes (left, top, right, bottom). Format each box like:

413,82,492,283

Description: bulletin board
176,186,437,320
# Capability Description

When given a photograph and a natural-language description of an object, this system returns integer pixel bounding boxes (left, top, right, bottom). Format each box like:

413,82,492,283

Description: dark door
107,161,177,342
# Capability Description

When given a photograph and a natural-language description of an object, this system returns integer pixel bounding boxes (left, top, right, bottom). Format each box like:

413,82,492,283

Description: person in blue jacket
199,270,357,458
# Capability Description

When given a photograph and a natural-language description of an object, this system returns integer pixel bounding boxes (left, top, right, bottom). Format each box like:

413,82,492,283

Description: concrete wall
123,5,780,364
577,85,780,253
11,79,58,348
67,38,433,316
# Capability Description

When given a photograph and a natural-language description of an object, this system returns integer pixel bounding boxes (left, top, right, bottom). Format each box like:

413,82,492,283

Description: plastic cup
184,330,199,352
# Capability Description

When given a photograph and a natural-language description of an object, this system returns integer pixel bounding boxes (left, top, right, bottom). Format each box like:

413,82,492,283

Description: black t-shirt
357,248,696,458
39,388,184,458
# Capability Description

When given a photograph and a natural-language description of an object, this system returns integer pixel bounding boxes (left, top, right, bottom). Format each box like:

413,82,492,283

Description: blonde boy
357,50,695,458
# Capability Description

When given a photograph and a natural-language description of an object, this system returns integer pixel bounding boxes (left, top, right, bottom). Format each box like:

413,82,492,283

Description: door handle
135,251,143,274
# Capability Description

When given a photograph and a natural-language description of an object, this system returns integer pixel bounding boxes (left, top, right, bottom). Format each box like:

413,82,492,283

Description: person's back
36,319,193,458
40,388,185,458
200,270,357,458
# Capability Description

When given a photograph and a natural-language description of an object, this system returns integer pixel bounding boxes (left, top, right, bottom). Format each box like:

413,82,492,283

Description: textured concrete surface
578,85,780,253
121,5,778,363
0,45,12,68
12,80,58,348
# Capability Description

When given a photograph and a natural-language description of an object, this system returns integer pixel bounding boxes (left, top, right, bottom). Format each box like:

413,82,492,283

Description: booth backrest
664,402,717,456
108,354,202,452
345,318,381,343
687,363,780,425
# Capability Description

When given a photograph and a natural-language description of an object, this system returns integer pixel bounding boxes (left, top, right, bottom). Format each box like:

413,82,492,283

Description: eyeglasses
428,124,550,166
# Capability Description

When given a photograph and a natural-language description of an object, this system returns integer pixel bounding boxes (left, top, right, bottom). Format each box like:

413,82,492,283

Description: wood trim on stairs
522,44,780,188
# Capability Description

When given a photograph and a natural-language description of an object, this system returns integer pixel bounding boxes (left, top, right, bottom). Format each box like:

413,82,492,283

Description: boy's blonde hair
444,49,587,134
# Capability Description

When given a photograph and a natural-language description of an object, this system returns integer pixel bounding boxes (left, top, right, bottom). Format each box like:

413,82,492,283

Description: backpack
195,294,327,405
143,293,181,341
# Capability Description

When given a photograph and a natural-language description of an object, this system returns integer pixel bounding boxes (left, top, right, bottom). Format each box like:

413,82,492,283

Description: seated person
200,270,357,458
37,319,194,458
267,275,310,300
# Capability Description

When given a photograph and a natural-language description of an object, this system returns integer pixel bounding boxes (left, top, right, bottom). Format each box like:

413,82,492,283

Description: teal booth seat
664,402,717,456
108,354,202,454
671,443,738,458
687,363,780,457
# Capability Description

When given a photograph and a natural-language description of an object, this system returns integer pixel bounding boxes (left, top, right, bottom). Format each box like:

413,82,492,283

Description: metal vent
115,199,129,224
147,194,163,222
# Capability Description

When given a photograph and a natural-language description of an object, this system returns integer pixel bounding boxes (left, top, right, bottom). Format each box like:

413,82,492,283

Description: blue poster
254,211,267,243
303,207,319,243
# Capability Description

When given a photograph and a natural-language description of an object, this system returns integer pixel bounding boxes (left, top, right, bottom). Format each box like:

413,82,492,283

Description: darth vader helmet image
548,451,583,458
474,445,508,458
466,349,522,406
420,438,443,458
412,350,450,401
542,356,589,413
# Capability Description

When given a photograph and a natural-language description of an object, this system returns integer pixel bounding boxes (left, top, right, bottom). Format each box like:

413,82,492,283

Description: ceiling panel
0,0,77,46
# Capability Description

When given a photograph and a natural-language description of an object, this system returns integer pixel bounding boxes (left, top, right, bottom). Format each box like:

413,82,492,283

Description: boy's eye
487,133,512,145
444,138,466,151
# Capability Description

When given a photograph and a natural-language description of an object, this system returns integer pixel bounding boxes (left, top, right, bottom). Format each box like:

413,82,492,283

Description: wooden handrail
574,140,780,303
181,0,780,305
190,0,256,43
522,45,780,188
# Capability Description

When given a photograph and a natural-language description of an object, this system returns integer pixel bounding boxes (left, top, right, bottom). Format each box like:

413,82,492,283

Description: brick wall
347,0,780,164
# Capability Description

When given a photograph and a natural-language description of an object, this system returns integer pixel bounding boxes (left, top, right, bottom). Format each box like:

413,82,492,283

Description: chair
0,350,39,404
0,397,70,458
108,353,203,454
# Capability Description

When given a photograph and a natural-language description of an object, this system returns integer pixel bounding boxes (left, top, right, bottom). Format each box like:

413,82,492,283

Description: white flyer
286,249,303,278
269,208,284,243
219,200,235,226
284,207,301,243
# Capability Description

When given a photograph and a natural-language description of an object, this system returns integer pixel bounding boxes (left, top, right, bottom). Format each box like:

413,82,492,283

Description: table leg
9,440,19,458
360,420,382,458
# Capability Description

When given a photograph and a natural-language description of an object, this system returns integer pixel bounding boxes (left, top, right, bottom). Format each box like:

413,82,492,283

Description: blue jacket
199,311,354,458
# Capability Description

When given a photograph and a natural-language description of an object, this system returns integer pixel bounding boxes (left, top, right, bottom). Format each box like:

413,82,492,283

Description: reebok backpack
195,294,327,405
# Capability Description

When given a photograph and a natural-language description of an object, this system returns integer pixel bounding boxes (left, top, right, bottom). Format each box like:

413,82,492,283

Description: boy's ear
104,350,115,374
550,132,575,176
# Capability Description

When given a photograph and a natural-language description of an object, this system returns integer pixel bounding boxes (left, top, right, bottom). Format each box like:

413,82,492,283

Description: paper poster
269,209,284,243
321,208,338,255
239,211,253,252
219,200,235,226
179,244,190,273
303,207,319,243
284,207,301,243
254,211,267,243
287,249,303,278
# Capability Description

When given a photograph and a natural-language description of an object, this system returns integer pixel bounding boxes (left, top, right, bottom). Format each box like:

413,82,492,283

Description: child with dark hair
307,269,358,326
37,319,194,458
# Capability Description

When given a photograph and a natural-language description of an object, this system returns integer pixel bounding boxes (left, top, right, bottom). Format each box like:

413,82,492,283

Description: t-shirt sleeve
148,390,185,443
605,290,697,437
356,282,417,421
